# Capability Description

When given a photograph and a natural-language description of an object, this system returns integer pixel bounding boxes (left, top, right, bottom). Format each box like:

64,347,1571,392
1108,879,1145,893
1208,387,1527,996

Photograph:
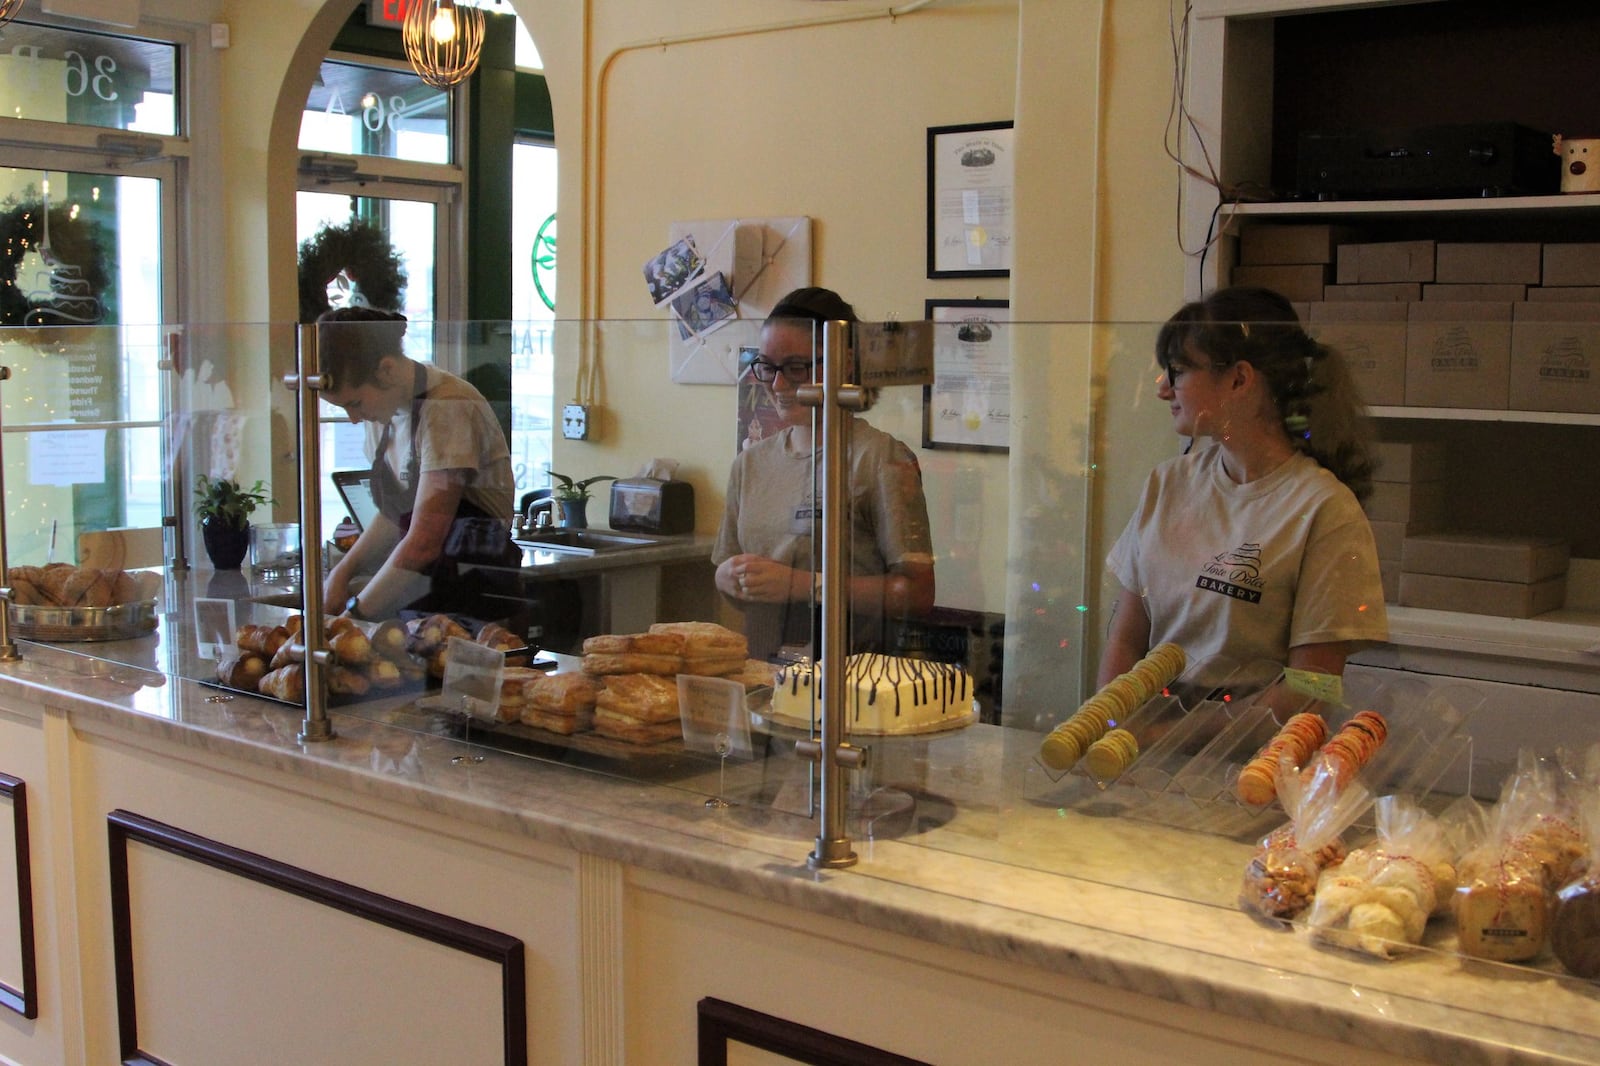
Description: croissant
258,663,305,702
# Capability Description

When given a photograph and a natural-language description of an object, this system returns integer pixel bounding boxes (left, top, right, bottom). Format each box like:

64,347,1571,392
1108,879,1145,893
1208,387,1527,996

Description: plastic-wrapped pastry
1239,756,1370,921
1306,795,1456,959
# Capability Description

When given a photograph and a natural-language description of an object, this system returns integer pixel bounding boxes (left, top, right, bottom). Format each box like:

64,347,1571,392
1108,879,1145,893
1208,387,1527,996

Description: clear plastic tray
1032,657,1478,840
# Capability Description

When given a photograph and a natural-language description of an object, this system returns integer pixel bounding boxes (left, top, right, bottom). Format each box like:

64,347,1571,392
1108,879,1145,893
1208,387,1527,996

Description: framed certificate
926,121,1015,278
922,299,1010,453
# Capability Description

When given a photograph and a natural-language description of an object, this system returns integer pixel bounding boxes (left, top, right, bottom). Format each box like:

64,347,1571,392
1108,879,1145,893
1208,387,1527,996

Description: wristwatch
344,595,367,621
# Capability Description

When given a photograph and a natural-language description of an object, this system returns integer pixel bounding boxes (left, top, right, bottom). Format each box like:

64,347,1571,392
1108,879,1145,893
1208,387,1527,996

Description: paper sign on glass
677,674,754,759
440,636,508,722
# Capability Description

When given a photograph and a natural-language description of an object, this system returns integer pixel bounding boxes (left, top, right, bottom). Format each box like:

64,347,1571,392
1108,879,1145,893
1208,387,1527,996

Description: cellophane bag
1240,753,1372,921
1306,794,1457,958
1454,750,1583,963
1550,750,1600,978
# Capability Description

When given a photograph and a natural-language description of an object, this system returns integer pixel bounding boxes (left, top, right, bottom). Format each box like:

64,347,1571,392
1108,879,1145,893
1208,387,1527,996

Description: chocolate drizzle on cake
773,654,973,733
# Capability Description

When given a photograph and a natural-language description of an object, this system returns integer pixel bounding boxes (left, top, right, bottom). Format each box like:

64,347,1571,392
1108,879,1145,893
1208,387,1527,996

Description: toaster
609,478,696,535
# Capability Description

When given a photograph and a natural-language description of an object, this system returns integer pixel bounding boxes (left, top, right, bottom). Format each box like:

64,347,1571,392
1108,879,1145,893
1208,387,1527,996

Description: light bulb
429,7,457,43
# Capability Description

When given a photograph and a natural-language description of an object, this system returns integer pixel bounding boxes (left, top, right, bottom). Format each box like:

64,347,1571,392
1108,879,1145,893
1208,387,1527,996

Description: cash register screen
331,470,381,533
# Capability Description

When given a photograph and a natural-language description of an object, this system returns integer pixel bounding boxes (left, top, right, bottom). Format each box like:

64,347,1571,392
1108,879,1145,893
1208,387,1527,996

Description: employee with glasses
1098,286,1387,688
713,287,935,661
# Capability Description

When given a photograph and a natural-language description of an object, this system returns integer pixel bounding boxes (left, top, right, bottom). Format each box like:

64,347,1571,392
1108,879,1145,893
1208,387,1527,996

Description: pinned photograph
643,235,707,306
671,271,738,338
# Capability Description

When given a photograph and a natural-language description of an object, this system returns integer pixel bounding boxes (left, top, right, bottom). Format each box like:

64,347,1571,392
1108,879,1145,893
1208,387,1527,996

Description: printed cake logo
1196,542,1265,603
1538,337,1591,383
1430,327,1481,372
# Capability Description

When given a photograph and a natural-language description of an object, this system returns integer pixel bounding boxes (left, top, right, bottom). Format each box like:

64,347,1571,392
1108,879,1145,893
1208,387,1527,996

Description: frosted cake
769,653,976,735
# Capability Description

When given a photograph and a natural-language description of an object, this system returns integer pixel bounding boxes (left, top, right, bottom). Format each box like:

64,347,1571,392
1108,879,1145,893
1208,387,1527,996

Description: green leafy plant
193,475,274,528
547,469,616,501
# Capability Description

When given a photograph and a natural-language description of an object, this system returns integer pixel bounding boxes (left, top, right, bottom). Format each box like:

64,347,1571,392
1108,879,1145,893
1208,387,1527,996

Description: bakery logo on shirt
1196,542,1264,603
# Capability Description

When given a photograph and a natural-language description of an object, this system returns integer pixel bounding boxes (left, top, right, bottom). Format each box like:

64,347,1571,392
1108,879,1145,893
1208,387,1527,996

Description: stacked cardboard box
1230,224,1348,304
1364,441,1449,603
1399,532,1569,619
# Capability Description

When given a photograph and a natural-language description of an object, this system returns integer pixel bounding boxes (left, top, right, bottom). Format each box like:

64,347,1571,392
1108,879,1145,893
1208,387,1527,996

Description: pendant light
402,0,485,90
0,0,25,29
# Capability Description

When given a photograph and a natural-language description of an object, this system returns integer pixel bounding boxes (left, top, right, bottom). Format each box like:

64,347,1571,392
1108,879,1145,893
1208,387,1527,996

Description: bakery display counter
7,576,1600,1062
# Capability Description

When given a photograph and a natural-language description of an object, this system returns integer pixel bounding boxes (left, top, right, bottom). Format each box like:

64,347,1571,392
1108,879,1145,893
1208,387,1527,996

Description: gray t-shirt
365,364,514,521
714,420,933,658
1107,443,1388,668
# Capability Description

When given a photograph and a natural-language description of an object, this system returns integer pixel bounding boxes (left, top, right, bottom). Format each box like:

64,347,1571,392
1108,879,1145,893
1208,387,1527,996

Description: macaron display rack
1028,657,1478,839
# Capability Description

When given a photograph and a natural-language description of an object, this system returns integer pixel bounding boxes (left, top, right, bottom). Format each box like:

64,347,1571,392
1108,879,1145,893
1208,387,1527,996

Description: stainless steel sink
514,529,660,556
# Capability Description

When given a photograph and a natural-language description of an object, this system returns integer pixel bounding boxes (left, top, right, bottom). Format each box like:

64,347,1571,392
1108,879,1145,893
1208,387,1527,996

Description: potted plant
547,469,615,529
194,474,274,569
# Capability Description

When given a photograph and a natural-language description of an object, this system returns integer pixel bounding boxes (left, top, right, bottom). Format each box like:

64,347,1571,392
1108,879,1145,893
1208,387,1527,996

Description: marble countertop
7,588,1600,1065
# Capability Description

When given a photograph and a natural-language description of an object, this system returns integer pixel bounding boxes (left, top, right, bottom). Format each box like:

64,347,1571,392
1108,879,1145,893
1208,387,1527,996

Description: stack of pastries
502,621,772,745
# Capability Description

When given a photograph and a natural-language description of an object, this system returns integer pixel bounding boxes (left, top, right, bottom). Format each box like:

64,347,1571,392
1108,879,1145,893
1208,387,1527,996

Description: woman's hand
718,553,807,603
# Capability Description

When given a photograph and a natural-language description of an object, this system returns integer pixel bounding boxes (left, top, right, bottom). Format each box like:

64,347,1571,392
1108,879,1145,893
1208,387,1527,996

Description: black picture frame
922,298,1011,453
926,121,1015,279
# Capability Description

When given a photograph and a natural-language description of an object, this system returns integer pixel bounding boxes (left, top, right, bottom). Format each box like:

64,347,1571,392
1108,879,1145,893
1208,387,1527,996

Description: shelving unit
1183,0,1600,681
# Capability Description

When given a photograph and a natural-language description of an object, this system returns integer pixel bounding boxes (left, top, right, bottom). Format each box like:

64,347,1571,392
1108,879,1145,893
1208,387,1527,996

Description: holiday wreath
0,191,112,327
297,218,407,322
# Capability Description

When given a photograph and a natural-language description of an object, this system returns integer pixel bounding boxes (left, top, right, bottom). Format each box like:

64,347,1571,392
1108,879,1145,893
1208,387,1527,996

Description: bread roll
236,624,290,657
268,639,301,671
329,626,373,665
326,665,370,697
365,658,404,690
258,663,305,702
216,653,268,691
370,619,410,663
110,570,140,604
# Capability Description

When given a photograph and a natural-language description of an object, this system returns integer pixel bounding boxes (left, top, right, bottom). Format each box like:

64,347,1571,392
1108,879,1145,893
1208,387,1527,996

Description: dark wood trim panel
0,773,37,1020
697,998,929,1066
106,810,526,1066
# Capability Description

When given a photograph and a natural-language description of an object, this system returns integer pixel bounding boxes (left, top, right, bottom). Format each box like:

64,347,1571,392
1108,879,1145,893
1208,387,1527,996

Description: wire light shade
402,0,485,90
0,0,25,28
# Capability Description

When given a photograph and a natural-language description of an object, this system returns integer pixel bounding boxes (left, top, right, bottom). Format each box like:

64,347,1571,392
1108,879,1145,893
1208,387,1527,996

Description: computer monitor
331,470,381,533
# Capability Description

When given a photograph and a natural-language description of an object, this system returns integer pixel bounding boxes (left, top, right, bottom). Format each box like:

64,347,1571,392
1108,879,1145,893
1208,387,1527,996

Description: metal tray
8,599,158,642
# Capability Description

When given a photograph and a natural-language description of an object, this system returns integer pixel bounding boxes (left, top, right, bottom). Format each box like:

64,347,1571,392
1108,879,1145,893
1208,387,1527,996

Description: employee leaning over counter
317,307,520,622
713,287,935,661
1098,286,1388,686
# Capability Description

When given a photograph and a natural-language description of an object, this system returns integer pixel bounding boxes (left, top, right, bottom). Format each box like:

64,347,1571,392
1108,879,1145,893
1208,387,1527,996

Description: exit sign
366,0,408,29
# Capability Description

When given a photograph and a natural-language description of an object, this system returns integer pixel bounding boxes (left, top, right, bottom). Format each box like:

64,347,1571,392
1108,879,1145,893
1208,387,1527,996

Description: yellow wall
208,0,1190,638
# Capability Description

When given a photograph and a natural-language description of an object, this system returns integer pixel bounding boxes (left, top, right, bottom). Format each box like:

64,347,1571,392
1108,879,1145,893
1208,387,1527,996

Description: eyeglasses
1163,360,1220,386
749,357,817,384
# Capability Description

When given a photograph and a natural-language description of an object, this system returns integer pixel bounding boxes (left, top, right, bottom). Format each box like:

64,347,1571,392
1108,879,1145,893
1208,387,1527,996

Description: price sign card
677,674,754,759
439,636,507,722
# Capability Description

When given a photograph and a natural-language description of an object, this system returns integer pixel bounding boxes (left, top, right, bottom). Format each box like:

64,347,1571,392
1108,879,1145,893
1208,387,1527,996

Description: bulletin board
660,216,812,385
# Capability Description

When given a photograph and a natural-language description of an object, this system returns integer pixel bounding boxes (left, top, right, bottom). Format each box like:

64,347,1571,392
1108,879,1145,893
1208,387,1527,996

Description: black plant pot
202,517,251,570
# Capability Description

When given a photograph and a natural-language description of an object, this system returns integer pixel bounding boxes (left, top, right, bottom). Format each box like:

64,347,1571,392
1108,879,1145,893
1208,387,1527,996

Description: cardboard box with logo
1336,240,1435,284
1404,301,1512,408
1509,302,1600,414
1434,242,1542,285
1308,301,1408,407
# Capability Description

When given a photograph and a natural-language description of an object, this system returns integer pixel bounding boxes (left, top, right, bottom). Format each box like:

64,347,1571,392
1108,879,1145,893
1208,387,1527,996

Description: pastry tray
8,599,158,642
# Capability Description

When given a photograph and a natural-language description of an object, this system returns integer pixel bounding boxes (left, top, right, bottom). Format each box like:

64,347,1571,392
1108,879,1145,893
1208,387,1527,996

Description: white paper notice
30,429,106,486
